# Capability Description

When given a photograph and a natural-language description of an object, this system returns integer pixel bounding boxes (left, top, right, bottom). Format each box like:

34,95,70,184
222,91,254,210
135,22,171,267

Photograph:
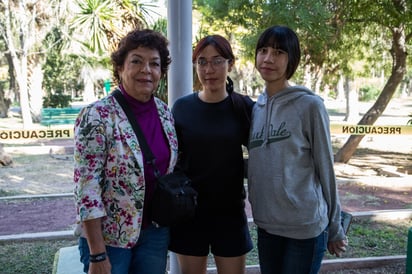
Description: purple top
120,86,170,228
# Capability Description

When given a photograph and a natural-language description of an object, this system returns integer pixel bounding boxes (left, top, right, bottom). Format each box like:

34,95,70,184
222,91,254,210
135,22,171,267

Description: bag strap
112,89,161,177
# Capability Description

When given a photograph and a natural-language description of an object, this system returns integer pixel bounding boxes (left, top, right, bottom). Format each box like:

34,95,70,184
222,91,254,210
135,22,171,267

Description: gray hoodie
248,86,346,242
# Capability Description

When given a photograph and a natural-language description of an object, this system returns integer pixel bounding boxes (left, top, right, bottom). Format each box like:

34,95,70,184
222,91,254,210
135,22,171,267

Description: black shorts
169,208,253,257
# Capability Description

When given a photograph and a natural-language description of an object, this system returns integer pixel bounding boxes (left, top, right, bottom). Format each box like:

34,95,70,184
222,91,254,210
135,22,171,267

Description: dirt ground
0,196,76,235
0,136,411,235
335,147,412,213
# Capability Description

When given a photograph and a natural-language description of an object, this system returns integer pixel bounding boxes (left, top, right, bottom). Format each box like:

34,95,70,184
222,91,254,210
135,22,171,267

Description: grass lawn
1,218,409,274
0,239,77,274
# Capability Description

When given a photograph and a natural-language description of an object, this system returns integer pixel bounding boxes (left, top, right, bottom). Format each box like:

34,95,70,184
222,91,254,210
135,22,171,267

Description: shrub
42,90,72,108
359,85,380,101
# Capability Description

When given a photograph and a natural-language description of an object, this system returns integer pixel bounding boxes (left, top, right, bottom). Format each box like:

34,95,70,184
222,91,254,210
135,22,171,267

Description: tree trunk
28,61,44,123
303,63,312,90
0,91,11,118
81,66,97,103
230,66,242,93
19,55,33,128
3,0,33,128
335,27,407,163
344,76,360,123
336,75,345,101
314,68,323,95
0,77,11,117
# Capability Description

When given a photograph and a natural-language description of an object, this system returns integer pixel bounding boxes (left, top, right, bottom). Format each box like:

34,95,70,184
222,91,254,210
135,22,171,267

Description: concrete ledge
207,256,406,273
0,193,73,200
320,255,406,272
52,246,406,274
0,230,75,242
52,245,83,274
4,145,73,155
206,265,261,273
352,209,412,220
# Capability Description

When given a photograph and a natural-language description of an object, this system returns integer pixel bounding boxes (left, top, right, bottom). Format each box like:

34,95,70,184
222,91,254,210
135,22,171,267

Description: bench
41,108,82,126
53,245,408,274
53,245,84,274
52,246,260,274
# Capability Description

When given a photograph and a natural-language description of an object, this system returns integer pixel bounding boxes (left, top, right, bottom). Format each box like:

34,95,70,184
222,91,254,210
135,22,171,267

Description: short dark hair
111,29,171,83
192,35,235,65
255,26,301,80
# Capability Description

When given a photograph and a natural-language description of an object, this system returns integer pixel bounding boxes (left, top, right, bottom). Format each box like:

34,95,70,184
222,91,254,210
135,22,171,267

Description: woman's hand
327,239,348,257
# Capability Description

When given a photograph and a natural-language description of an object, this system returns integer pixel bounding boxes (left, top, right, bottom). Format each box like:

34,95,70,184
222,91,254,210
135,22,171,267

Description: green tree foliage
152,17,168,103
42,27,84,108
193,0,412,163
194,0,334,61
0,0,165,123
71,0,157,54
334,0,411,162
193,0,341,93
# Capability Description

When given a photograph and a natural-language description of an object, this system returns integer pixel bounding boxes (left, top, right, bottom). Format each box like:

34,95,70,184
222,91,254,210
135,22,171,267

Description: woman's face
118,46,162,102
256,47,289,83
195,45,232,93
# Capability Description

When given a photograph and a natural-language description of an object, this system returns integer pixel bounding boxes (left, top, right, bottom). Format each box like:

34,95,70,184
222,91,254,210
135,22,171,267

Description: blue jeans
79,224,169,274
257,227,328,274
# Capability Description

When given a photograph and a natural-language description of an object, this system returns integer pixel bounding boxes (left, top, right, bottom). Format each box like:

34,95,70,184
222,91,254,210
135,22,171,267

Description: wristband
89,252,107,263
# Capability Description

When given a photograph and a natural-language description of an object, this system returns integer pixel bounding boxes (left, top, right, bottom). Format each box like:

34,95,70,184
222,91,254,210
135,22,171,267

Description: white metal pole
167,0,193,106
167,1,192,273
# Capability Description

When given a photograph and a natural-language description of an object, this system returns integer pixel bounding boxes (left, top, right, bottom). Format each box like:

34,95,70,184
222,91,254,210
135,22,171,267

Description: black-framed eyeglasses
195,57,229,68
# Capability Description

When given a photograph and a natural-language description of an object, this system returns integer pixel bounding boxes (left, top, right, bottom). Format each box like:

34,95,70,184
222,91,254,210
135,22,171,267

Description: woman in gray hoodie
247,25,348,274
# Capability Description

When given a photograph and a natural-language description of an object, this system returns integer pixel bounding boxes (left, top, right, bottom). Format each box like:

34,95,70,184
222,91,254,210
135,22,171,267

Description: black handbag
151,170,198,226
113,89,198,227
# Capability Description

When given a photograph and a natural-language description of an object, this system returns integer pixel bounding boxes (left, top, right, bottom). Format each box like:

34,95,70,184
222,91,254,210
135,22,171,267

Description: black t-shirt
172,93,250,214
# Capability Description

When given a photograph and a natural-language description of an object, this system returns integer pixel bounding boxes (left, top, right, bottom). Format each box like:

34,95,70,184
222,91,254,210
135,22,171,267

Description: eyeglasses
195,57,229,69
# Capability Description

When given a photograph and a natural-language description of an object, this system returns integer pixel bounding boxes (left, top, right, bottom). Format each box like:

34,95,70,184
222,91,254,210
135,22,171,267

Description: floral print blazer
73,93,178,248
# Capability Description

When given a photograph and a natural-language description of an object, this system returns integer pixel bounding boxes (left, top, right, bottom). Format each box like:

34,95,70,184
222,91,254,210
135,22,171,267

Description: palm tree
70,0,160,102
71,0,158,54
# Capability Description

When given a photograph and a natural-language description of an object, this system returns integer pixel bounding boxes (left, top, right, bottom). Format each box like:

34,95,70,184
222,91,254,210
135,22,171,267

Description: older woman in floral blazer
74,29,178,274
74,94,178,245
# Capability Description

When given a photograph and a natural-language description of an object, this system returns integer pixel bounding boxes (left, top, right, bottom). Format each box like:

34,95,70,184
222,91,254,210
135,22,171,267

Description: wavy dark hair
111,29,172,84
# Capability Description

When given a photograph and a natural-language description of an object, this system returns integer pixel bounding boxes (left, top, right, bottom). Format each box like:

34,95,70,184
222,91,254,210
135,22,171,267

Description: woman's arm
84,218,112,273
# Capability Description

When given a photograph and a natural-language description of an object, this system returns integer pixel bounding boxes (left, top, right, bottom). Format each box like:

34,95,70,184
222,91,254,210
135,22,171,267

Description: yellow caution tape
0,124,411,141
330,124,412,135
